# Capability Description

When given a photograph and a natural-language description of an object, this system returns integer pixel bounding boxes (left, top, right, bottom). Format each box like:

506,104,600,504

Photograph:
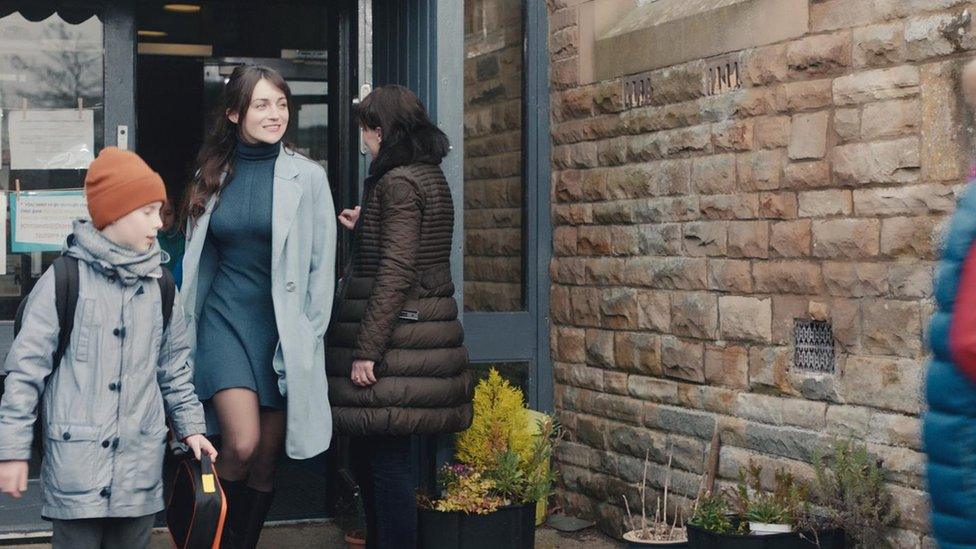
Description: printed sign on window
9,110,95,170
11,191,88,252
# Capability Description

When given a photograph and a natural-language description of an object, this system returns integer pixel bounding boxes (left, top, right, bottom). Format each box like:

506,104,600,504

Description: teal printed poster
10,190,88,252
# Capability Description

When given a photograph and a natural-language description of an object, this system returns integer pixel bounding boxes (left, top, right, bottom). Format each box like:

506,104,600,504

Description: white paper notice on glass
9,110,95,170
12,192,89,252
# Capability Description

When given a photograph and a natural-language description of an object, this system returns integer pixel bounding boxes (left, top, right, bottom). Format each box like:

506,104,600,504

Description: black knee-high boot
219,478,253,549
240,490,274,549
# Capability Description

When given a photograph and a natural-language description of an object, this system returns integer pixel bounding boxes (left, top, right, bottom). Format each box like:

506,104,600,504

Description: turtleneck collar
235,136,280,162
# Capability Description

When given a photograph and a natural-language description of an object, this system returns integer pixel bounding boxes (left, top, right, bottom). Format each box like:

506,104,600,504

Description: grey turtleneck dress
193,138,284,410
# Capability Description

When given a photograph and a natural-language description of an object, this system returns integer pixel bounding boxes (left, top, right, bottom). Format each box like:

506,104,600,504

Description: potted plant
686,491,745,548
417,369,561,549
687,464,840,549
795,438,898,548
746,499,792,535
731,465,804,536
622,451,688,547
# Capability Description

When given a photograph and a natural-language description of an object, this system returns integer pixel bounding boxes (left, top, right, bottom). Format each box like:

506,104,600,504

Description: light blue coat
182,146,337,459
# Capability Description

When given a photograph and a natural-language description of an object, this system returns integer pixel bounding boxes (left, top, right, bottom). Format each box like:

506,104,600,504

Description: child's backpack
0,255,175,398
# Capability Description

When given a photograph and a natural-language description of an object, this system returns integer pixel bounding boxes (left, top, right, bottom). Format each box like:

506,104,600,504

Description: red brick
728,221,770,259
812,219,880,259
754,116,792,149
708,259,754,293
787,33,852,76
738,150,784,191
784,161,831,189
705,344,750,390
759,192,798,219
769,220,812,258
753,261,823,294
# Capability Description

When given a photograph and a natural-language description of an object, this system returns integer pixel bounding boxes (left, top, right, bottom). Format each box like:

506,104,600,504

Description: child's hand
183,434,218,462
0,460,28,498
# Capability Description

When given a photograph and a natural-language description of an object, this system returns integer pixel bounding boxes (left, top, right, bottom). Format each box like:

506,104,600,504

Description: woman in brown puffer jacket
326,85,473,549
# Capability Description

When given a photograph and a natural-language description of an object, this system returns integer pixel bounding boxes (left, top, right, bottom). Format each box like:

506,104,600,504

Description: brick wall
463,0,524,312
546,1,976,544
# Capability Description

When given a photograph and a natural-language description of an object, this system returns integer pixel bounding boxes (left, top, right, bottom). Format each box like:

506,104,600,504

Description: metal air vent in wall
793,319,835,374
623,72,653,109
705,56,741,96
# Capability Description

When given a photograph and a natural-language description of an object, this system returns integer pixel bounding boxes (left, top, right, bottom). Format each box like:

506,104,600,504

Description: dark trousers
51,514,155,549
350,435,416,549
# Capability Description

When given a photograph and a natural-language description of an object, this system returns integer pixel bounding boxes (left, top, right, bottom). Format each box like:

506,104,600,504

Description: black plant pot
417,502,537,549
686,523,846,549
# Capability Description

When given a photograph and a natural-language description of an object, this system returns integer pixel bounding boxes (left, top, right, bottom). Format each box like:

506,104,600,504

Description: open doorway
135,0,337,523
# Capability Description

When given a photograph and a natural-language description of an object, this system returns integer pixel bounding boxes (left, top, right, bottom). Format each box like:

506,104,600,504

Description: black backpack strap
157,267,176,331
51,256,80,369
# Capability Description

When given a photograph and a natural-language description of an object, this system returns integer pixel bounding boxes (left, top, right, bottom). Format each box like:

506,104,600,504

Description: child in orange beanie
0,148,216,548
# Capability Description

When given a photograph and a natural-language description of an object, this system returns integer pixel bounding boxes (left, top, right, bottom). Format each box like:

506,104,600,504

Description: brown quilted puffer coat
326,162,473,436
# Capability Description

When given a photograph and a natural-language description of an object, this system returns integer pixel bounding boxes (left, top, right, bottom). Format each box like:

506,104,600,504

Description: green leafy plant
746,498,791,524
419,369,562,514
730,463,805,526
520,415,561,504
796,439,898,548
690,492,735,534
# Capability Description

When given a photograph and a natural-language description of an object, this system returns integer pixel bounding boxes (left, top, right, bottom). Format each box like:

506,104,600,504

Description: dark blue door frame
460,0,553,413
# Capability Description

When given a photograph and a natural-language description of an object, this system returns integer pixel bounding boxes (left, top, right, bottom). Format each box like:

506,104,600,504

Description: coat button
102,440,110,448
108,382,117,391
285,281,296,292
113,328,120,336
100,487,110,498
62,432,71,440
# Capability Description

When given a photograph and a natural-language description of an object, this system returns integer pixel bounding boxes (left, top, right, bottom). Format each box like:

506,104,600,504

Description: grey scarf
65,219,167,286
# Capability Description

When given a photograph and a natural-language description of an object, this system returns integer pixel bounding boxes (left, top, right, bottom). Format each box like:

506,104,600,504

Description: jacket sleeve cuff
0,448,31,461
170,413,206,442
352,348,384,363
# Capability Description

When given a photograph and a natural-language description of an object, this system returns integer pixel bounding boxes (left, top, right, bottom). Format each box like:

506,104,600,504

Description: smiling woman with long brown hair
181,64,336,549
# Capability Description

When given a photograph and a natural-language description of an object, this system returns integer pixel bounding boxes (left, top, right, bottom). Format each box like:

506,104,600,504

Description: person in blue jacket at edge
925,58,976,549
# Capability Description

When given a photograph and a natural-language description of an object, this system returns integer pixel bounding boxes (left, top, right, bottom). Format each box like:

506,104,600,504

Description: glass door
0,1,135,536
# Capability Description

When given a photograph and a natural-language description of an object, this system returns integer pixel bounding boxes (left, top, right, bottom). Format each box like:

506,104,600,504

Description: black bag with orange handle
167,453,227,549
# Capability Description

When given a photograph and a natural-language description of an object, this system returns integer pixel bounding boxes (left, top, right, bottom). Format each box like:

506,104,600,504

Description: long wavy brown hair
182,65,292,226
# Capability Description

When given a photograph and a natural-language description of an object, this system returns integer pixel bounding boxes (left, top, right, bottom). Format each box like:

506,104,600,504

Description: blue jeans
350,435,416,549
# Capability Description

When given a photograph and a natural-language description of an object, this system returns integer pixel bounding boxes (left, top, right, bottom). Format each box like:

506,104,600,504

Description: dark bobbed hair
355,84,450,178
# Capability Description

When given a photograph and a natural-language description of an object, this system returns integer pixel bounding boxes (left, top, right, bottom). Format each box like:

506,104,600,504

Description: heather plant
796,439,898,548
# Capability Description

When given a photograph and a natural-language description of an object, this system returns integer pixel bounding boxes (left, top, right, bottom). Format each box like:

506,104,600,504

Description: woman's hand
0,460,28,498
183,434,219,462
338,206,361,230
351,359,377,387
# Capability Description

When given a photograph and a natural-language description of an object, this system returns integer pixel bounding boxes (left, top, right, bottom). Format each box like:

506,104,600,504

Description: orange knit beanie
85,147,167,229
